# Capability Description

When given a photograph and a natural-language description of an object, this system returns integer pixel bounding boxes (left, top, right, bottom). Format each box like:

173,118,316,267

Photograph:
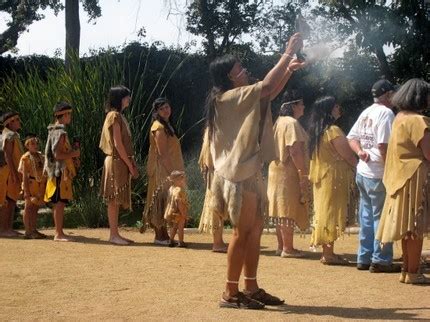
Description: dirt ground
1,229,429,321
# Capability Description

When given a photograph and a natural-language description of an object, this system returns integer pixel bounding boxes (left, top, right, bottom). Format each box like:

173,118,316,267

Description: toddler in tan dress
164,171,188,248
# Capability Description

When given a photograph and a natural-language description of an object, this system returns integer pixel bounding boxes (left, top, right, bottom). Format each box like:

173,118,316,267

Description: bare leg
279,223,295,252
53,201,73,242
243,216,264,293
177,219,185,243
0,200,21,237
402,238,408,272
23,201,32,235
213,223,227,251
275,225,283,252
107,200,129,245
170,224,178,241
225,191,257,297
406,237,423,274
322,242,335,258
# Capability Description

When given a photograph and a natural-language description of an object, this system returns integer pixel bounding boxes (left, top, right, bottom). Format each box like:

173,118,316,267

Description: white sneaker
154,239,170,245
275,249,282,256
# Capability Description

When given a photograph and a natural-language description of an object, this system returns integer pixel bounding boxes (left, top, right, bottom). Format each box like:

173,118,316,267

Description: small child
164,171,188,248
18,134,47,239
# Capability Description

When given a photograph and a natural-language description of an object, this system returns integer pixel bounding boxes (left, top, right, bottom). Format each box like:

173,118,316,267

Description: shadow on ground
267,304,430,320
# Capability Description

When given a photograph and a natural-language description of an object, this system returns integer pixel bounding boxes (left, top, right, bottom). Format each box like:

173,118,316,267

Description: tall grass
0,48,204,228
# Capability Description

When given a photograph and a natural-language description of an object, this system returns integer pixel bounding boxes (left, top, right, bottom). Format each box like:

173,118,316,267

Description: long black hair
307,96,337,156
205,55,237,138
280,89,303,117
391,78,430,112
152,97,176,137
106,85,131,113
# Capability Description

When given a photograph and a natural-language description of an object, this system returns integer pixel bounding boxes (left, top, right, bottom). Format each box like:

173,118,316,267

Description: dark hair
152,97,176,137
391,78,430,112
54,101,72,119
205,55,237,138
308,96,337,156
1,111,19,126
280,89,304,117
106,85,131,112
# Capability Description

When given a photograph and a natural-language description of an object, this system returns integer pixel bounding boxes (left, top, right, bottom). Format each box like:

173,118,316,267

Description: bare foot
54,235,75,242
212,243,228,253
120,235,134,244
109,236,130,245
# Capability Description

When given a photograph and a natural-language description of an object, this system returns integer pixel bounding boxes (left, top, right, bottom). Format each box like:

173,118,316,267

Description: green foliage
186,0,262,59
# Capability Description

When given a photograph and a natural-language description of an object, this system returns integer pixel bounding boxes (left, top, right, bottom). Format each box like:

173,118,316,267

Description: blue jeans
356,173,393,265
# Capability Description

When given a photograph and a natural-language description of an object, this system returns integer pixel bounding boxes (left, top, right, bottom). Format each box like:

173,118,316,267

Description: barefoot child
164,171,188,248
44,102,80,242
18,133,47,239
0,111,24,237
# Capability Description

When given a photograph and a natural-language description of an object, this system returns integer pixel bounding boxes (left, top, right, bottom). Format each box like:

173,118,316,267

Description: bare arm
113,121,138,178
54,135,80,160
332,136,358,168
348,139,370,162
154,130,174,174
270,58,306,100
377,143,388,162
4,139,19,183
22,163,30,199
261,33,303,99
419,130,430,161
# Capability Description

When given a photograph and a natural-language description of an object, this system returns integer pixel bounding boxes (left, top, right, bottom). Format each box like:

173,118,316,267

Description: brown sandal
245,288,285,306
219,292,265,310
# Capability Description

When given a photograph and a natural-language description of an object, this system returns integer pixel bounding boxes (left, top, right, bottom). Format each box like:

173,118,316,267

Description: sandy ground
0,229,429,321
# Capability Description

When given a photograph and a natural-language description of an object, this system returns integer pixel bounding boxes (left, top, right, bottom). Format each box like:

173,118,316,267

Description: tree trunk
199,0,216,61
65,0,80,70
374,45,393,82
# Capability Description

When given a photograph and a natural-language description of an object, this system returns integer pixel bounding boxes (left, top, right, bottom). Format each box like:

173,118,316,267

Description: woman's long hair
205,55,237,138
307,96,337,156
152,97,176,137
105,85,131,113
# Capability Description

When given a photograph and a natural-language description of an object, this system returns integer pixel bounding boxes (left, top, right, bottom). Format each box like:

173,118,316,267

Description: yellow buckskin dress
376,114,430,243
0,127,24,205
18,151,46,206
99,111,134,210
143,120,184,229
309,125,354,247
267,116,309,231
44,124,76,203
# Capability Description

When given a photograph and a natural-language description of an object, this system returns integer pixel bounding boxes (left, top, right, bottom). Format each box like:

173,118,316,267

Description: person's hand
285,33,303,56
72,149,80,158
288,58,306,72
130,164,139,179
358,150,370,162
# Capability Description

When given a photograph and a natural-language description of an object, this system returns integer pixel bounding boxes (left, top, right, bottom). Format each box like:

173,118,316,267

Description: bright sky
0,0,198,57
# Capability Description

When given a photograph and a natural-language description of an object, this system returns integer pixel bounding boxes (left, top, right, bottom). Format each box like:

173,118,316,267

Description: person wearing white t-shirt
347,79,401,273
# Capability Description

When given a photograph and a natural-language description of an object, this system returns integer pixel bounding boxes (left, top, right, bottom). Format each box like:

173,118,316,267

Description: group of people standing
1,32,429,310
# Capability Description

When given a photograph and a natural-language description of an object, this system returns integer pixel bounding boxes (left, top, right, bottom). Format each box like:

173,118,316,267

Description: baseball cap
371,79,395,98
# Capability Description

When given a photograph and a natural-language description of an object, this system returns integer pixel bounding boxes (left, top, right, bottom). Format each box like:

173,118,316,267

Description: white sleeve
375,111,394,144
347,119,360,140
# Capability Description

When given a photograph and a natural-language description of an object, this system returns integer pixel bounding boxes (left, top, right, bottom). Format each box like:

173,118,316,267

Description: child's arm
54,135,80,160
177,198,188,220
21,161,31,201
